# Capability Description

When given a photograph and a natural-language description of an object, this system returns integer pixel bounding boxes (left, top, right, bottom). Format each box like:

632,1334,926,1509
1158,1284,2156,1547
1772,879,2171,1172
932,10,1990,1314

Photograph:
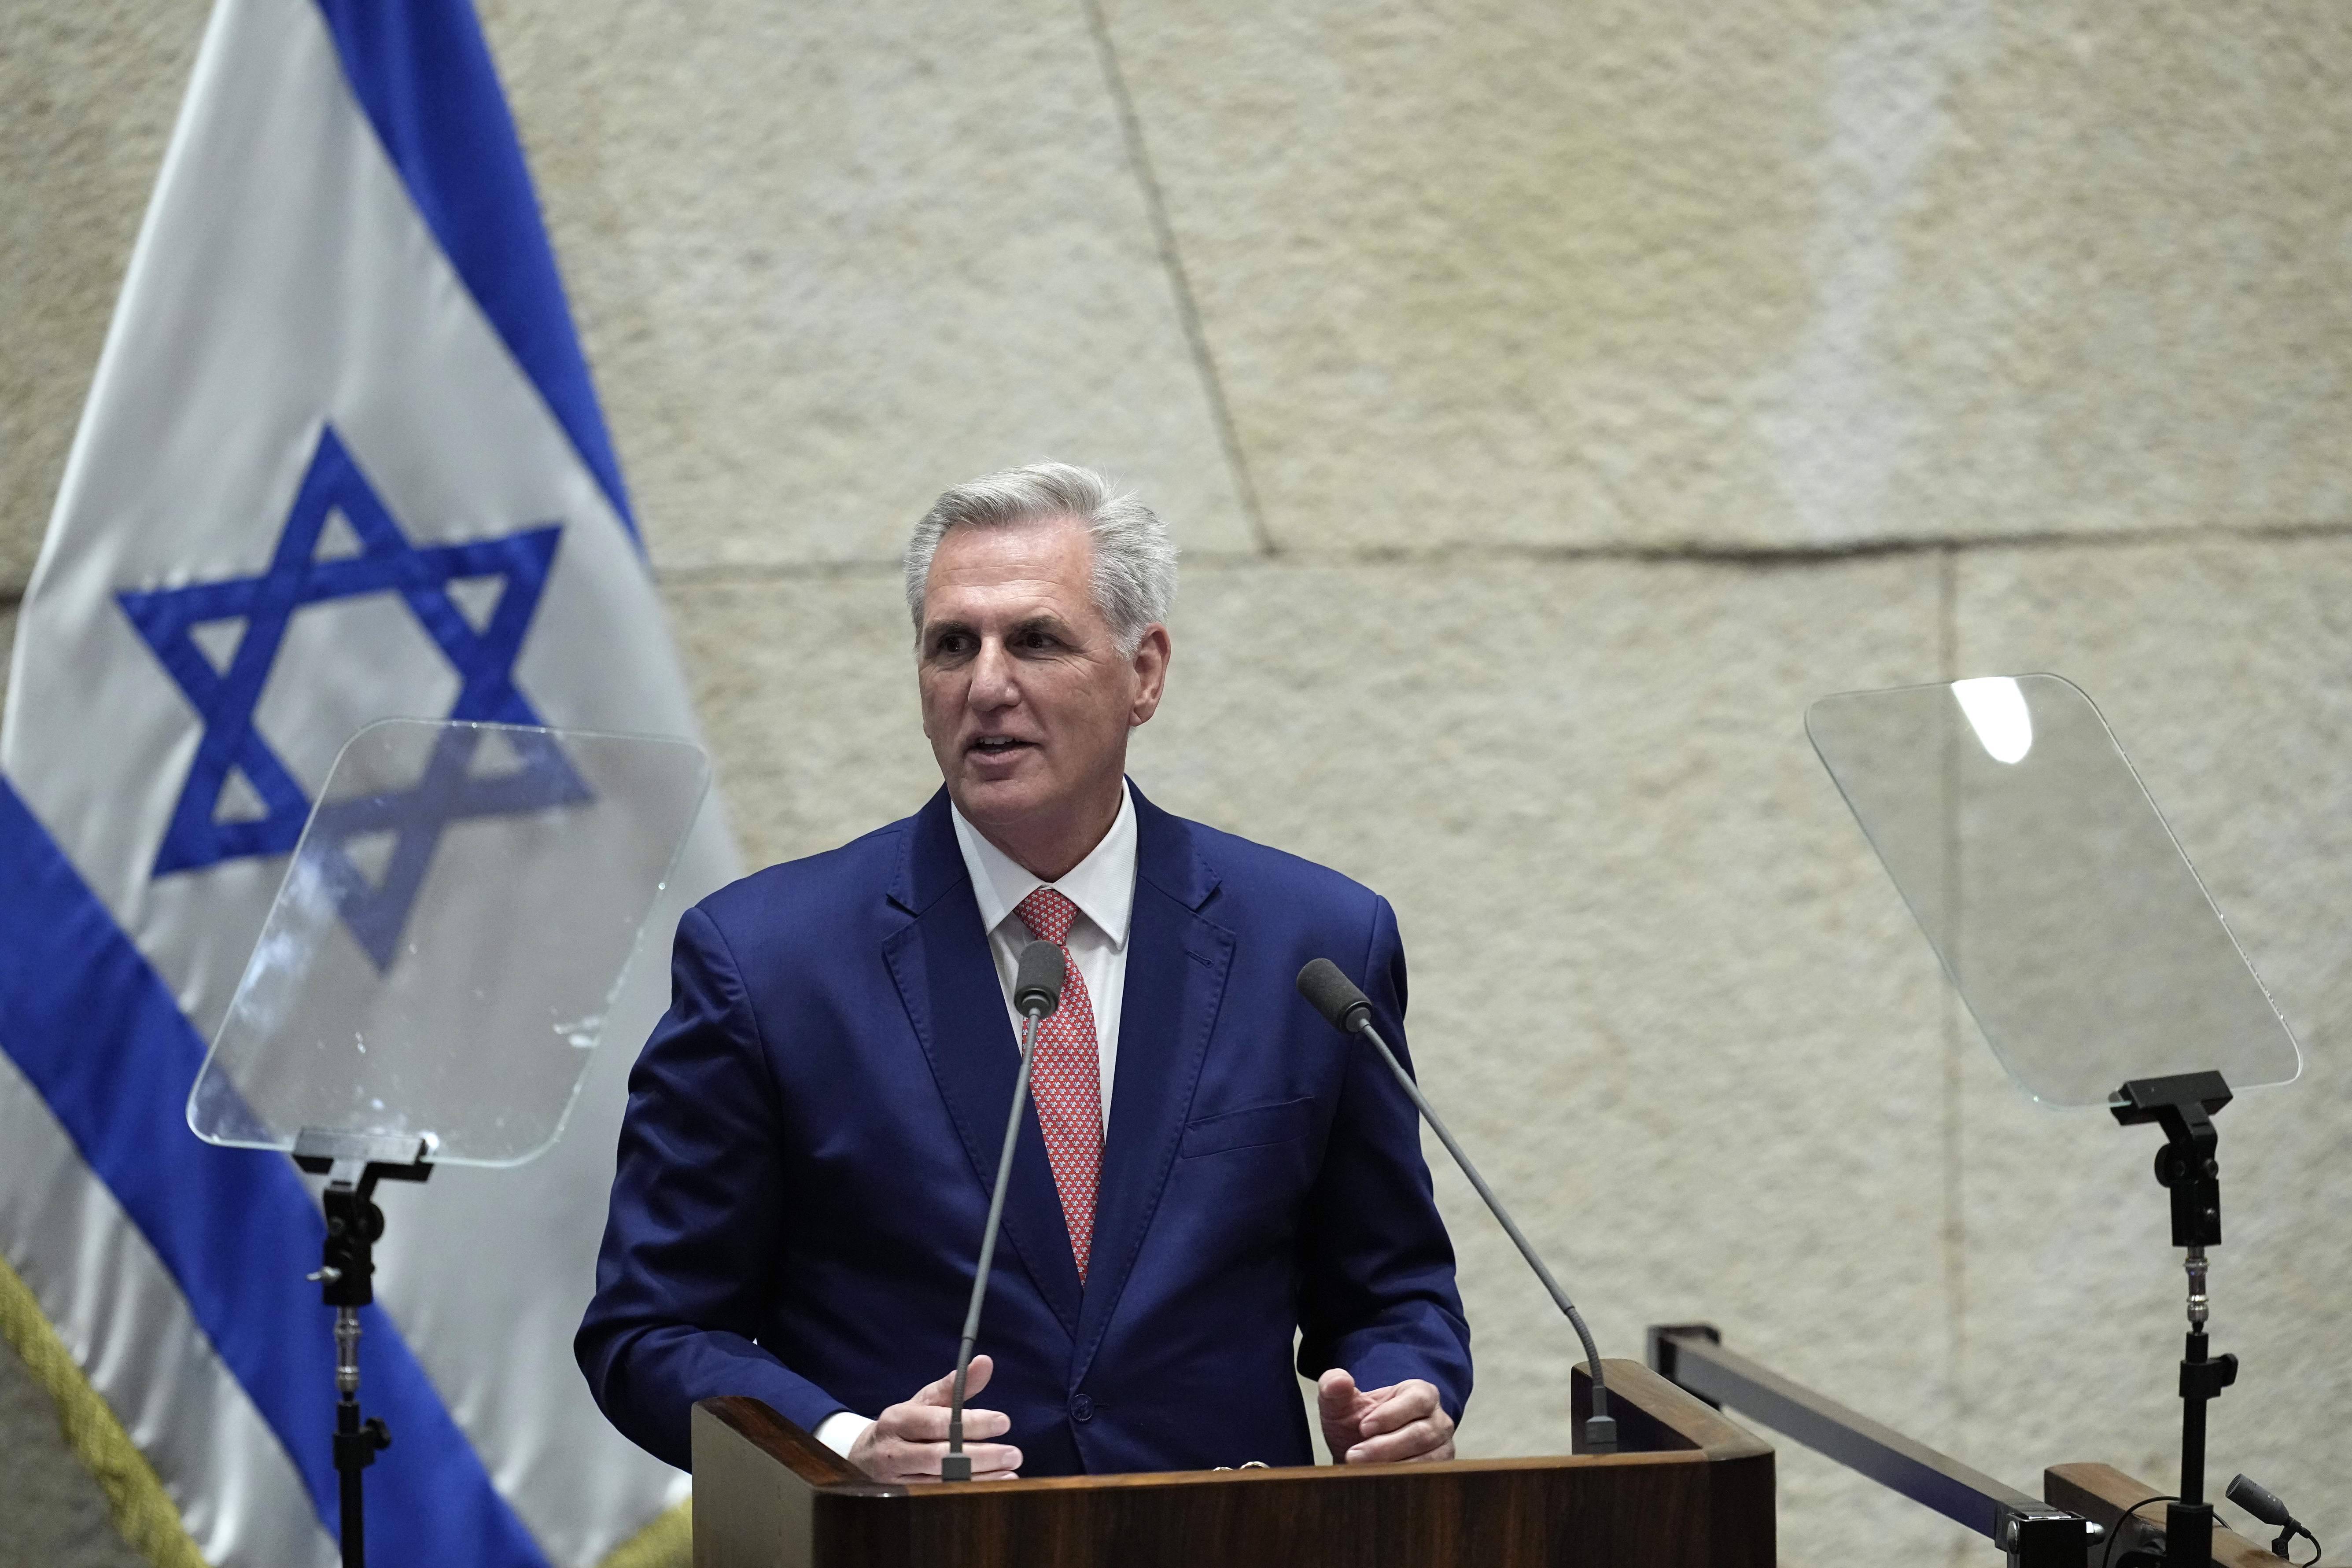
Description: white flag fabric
0,0,738,1561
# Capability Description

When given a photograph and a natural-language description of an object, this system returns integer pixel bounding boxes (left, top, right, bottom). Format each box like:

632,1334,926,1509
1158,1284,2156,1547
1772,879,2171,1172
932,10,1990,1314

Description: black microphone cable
1296,957,1617,1454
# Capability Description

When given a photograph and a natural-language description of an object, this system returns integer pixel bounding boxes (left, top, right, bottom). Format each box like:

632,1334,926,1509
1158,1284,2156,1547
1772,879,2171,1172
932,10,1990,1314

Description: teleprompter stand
2108,1071,2238,1568
188,721,712,1567
294,1129,434,1568
1805,675,2306,1566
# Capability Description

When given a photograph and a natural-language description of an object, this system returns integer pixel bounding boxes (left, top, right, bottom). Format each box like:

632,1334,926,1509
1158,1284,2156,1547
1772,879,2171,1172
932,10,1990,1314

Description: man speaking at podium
578,465,1471,1480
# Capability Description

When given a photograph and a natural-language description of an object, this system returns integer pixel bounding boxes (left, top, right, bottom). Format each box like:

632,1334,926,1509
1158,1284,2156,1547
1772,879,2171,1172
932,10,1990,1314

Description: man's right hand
846,1354,1023,1482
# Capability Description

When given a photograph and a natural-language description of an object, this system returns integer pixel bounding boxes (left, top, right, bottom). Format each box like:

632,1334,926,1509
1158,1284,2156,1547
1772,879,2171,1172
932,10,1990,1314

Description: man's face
918,516,1168,847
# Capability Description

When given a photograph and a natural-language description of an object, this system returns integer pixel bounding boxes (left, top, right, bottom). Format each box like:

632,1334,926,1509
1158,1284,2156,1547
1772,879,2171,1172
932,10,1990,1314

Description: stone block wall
6,2,2350,1564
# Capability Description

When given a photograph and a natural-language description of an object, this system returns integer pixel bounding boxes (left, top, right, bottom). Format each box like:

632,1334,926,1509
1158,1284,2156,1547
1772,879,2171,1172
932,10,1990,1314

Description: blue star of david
118,422,590,969
294,719,590,970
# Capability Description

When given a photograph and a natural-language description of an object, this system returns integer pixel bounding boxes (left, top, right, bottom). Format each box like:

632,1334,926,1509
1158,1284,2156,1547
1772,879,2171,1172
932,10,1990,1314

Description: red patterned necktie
1014,886,1102,1286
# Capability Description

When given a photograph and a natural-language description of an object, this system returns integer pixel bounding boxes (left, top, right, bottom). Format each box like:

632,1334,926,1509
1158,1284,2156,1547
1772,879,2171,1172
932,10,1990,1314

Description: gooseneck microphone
1295,957,1618,1455
943,939,1067,1482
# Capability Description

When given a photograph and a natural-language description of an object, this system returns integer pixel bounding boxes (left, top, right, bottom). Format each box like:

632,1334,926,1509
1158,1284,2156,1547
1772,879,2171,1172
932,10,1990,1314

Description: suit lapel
883,791,1084,1339
1071,787,1232,1384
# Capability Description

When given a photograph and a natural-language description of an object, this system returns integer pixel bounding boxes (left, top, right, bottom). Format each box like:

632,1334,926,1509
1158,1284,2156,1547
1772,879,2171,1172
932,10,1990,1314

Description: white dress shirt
950,780,1135,1128
813,782,1139,1459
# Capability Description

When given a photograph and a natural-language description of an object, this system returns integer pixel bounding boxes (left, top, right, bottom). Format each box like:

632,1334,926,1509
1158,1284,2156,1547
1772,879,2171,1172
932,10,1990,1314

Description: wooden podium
691,1359,1772,1568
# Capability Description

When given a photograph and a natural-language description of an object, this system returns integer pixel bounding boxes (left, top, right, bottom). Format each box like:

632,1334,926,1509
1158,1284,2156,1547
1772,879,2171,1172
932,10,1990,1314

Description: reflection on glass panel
188,719,709,1166
1806,674,2297,1109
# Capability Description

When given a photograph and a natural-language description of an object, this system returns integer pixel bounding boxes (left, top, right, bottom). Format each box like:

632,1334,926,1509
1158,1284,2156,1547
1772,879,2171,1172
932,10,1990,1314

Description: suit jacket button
1069,1393,1095,1422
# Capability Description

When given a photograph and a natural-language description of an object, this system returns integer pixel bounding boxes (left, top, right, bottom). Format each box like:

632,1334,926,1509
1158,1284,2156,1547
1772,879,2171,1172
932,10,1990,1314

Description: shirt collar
950,780,1136,951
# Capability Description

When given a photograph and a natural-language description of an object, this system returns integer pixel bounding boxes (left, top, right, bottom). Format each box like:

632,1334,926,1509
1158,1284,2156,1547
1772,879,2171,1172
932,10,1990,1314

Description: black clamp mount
293,1130,434,1568
2108,1072,2237,1568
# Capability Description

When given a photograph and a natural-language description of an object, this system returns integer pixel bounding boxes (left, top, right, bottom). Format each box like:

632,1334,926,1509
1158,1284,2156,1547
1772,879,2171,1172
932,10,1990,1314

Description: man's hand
1316,1369,1456,1465
847,1354,1023,1481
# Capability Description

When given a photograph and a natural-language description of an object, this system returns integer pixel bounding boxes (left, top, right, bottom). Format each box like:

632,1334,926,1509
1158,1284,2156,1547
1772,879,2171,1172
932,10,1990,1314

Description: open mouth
971,736,1032,755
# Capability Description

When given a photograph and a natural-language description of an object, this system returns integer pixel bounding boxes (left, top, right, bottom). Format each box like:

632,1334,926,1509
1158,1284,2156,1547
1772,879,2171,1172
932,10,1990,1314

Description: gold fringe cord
0,1251,207,1568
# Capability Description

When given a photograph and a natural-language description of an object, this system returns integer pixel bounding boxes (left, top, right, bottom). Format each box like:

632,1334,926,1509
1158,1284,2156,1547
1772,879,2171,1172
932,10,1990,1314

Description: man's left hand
1316,1369,1456,1464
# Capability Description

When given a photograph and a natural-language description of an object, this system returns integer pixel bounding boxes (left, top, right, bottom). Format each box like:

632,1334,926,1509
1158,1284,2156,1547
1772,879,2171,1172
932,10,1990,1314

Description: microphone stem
1355,1020,1614,1448
947,1005,1043,1478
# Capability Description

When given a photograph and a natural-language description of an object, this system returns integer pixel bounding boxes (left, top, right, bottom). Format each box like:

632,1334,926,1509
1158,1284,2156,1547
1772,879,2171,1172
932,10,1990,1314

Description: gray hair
903,463,1178,655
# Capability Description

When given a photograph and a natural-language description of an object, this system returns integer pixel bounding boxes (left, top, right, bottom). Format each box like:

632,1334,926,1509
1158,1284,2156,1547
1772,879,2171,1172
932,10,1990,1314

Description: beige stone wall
7,2,2352,1564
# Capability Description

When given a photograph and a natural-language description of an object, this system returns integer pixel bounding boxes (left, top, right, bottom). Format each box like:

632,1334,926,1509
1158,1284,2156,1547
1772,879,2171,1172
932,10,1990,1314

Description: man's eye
931,633,973,658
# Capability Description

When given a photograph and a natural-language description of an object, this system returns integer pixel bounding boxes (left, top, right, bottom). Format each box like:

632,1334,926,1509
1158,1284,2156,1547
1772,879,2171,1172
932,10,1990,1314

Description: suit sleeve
575,905,852,1468
1293,895,1475,1418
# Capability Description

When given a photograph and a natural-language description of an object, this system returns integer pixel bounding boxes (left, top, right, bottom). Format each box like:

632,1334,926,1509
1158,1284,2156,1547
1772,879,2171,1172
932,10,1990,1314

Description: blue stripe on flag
309,0,640,549
0,775,550,1568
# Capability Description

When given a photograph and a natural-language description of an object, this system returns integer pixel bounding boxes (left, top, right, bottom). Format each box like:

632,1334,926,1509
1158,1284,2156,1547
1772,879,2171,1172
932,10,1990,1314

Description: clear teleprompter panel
1806,674,2297,1109
188,718,709,1166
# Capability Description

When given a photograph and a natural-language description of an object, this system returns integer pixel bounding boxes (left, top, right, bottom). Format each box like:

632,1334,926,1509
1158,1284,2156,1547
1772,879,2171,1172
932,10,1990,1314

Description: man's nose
968,638,1019,709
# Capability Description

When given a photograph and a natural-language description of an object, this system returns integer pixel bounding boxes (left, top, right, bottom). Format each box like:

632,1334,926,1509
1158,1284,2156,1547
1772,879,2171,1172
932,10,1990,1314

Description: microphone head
1014,940,1066,1018
1296,958,1374,1035
2226,1474,2292,1528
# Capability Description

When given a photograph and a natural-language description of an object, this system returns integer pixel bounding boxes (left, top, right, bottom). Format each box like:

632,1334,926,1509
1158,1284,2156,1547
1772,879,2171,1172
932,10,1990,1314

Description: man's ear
1128,623,1172,726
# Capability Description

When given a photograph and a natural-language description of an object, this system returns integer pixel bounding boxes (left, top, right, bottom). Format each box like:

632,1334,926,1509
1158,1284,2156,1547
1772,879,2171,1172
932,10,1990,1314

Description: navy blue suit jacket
576,784,1470,1474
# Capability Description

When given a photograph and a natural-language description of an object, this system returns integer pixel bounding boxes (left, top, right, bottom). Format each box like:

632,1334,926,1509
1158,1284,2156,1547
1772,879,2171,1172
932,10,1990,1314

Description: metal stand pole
296,1140,430,1568
2109,1074,2238,1568
330,1307,388,1568
2164,1246,2238,1568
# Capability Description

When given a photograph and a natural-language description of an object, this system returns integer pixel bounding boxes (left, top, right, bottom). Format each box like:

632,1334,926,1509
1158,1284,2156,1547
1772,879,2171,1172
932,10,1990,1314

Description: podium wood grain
692,1359,1773,1568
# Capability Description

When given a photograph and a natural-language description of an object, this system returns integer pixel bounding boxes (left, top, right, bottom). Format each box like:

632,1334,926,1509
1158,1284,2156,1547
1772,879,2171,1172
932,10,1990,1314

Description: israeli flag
0,0,737,1562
